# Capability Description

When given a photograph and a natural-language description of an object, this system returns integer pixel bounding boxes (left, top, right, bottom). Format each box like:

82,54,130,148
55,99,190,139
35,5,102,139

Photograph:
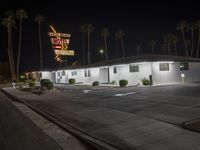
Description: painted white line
114,92,136,97
81,90,92,93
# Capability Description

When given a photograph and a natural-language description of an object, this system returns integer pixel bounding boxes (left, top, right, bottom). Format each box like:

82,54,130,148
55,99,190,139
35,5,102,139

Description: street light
99,49,104,54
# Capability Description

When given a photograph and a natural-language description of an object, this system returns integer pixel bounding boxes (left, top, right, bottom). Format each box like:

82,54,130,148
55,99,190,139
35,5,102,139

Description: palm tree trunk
17,18,22,80
39,22,43,70
81,32,85,65
121,37,125,58
191,27,194,57
87,32,90,65
175,42,177,56
182,30,188,56
10,28,16,81
196,28,200,57
151,45,154,54
116,37,119,58
167,43,170,55
8,28,14,81
105,35,108,61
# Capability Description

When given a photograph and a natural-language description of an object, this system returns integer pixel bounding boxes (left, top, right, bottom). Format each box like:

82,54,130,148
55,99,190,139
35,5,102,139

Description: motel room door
99,68,109,84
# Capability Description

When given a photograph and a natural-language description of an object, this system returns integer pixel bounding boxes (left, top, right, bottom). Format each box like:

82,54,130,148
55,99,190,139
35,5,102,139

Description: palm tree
80,25,86,65
161,44,167,55
34,15,45,70
189,22,196,57
115,32,119,57
85,24,94,65
116,30,125,58
136,45,142,55
176,20,189,56
164,34,174,55
196,20,200,57
2,13,16,81
16,9,28,80
171,35,179,56
148,40,156,54
101,28,110,61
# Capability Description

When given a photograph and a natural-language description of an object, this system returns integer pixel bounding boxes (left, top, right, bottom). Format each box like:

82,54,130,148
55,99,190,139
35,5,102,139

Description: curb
0,88,127,150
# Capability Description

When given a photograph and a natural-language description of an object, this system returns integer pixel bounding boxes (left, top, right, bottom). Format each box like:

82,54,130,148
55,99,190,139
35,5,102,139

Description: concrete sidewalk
0,91,63,150
3,87,200,150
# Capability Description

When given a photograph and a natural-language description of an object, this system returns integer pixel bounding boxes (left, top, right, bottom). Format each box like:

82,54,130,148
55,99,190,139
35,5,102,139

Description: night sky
0,1,200,72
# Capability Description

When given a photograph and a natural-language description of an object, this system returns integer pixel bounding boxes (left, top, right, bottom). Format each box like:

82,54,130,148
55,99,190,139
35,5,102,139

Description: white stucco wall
152,62,200,85
183,62,200,82
45,61,200,86
109,62,152,86
41,71,54,82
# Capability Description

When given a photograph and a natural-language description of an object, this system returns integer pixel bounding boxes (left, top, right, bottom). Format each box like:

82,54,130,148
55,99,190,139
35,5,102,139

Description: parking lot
3,83,200,150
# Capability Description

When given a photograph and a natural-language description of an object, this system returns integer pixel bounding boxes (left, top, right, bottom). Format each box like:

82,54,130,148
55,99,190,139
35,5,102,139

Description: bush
119,79,128,87
29,82,35,88
46,82,54,90
142,78,150,85
92,81,99,86
110,80,117,85
69,78,76,84
40,79,50,86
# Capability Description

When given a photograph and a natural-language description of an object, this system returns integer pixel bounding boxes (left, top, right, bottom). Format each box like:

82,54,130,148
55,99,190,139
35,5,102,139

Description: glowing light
99,49,104,54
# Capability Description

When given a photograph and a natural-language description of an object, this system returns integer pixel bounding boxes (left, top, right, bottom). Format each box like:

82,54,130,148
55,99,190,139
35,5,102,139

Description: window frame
159,63,170,71
129,65,139,72
180,62,189,71
113,67,117,74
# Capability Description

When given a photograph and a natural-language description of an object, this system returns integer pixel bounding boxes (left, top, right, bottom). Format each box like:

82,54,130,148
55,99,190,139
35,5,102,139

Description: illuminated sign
49,25,75,61
55,50,74,56
51,38,70,45
49,32,71,38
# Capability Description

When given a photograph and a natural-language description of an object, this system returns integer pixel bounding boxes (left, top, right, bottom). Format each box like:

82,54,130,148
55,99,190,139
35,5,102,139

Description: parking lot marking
114,92,136,96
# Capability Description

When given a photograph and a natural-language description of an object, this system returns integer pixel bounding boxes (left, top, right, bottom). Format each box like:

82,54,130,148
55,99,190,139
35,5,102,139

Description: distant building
27,55,200,86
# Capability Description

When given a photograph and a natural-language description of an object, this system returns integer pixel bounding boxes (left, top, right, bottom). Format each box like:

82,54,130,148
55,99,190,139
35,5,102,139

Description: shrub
69,78,76,84
110,80,117,85
119,79,128,87
29,82,35,88
40,79,50,86
46,82,54,90
92,81,99,86
142,78,150,85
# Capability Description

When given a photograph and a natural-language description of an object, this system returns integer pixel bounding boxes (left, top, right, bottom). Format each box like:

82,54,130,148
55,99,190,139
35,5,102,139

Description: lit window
129,65,139,72
84,69,91,77
159,63,169,71
113,67,117,74
71,71,77,76
62,71,65,76
180,62,189,70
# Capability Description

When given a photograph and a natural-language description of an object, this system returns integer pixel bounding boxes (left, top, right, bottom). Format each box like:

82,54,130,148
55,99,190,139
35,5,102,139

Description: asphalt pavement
3,83,200,150
0,91,63,150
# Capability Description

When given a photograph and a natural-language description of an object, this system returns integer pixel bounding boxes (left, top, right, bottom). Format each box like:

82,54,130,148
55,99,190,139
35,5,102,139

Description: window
57,72,61,76
84,69,91,77
180,62,189,70
159,63,169,71
62,71,65,76
71,71,77,76
113,67,117,74
129,65,139,72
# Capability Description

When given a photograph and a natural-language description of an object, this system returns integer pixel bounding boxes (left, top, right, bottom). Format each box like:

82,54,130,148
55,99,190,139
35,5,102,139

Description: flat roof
60,54,200,70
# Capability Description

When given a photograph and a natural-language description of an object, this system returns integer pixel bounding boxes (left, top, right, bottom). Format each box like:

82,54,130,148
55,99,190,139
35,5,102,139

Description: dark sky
0,0,200,72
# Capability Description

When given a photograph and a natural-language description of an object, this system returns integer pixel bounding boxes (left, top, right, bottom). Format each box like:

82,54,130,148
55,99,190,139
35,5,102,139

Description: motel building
28,54,200,86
